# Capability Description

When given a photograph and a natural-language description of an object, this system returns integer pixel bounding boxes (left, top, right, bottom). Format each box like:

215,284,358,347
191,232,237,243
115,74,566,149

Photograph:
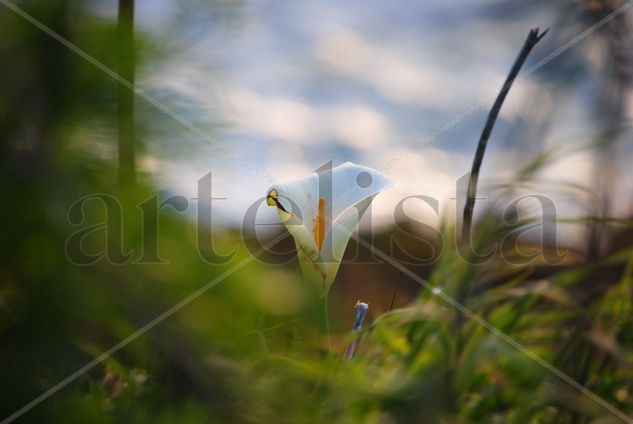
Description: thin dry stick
462,27,548,242
389,271,402,311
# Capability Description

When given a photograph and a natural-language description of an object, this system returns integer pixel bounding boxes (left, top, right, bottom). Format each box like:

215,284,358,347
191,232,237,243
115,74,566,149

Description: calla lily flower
266,162,393,299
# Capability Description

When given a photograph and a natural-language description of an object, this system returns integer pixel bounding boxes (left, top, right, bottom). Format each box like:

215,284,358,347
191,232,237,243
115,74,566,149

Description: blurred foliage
2,1,633,423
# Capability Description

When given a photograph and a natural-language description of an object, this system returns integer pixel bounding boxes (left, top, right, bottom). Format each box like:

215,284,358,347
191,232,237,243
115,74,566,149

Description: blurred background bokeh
2,0,633,422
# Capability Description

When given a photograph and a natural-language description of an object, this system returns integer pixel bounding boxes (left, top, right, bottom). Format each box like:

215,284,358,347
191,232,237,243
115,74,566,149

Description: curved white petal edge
266,162,394,296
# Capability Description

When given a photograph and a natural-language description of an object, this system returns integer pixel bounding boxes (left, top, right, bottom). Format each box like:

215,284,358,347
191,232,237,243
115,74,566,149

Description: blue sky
87,0,633,242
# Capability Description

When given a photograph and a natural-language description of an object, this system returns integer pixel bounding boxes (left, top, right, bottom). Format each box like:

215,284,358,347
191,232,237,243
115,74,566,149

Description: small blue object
353,302,369,331
345,301,369,360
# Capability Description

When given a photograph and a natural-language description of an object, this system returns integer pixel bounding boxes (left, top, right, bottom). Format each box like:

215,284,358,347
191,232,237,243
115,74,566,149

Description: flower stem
311,289,331,350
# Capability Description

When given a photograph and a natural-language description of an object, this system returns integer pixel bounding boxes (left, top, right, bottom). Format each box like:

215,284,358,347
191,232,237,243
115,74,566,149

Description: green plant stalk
313,289,331,350
461,27,547,243
303,271,331,349
117,0,136,189
456,27,548,355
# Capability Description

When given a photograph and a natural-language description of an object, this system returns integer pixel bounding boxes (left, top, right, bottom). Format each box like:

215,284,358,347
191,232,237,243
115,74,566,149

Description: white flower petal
320,196,374,289
267,162,393,295
275,208,320,262
329,162,394,219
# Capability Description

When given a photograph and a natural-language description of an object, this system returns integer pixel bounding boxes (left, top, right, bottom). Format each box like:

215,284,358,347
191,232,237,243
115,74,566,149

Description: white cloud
540,151,595,188
226,89,314,143
369,149,460,229
223,87,398,152
316,28,540,122
331,104,393,149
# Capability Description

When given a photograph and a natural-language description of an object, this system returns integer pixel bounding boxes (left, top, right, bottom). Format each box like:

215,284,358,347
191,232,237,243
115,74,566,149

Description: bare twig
462,27,548,242
389,271,402,311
